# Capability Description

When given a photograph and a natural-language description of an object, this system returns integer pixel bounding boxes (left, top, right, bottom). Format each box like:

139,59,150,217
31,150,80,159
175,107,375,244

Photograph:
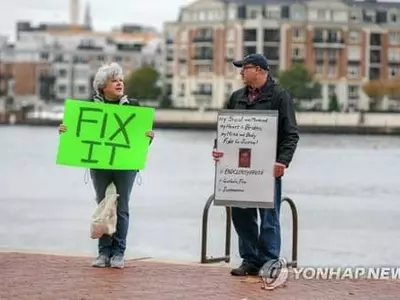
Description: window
292,8,305,20
364,10,375,22
317,9,326,20
347,65,360,78
199,12,206,21
333,11,347,22
316,63,324,74
180,84,185,95
227,28,235,42
348,46,361,60
266,7,280,19
292,47,303,58
328,65,336,76
348,30,360,43
225,83,232,95
58,85,66,93
315,49,324,60
228,8,236,20
389,12,397,23
226,47,234,58
328,84,336,96
328,49,337,60
197,65,212,73
225,62,234,74
348,85,359,99
350,10,360,22
388,49,400,62
58,69,67,77
179,64,187,76
389,32,400,45
180,30,188,43
197,83,212,94
249,10,258,19
293,28,304,40
78,86,86,94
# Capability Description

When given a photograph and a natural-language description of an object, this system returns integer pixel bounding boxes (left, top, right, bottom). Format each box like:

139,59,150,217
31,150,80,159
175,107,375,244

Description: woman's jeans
90,169,137,257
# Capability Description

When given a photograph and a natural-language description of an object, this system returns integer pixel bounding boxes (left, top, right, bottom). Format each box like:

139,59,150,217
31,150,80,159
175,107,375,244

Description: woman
58,62,154,269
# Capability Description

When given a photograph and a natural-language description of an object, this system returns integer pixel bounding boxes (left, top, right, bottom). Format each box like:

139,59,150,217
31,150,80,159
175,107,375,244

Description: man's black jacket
223,81,299,167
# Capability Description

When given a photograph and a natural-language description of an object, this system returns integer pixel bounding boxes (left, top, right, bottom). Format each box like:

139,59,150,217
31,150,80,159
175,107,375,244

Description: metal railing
200,195,231,264
200,195,298,268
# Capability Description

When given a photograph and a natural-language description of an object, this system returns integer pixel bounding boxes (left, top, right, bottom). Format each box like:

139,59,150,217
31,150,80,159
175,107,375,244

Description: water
1,126,400,267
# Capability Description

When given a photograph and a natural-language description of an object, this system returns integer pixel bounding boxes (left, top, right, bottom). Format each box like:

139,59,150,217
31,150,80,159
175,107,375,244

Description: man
212,54,299,276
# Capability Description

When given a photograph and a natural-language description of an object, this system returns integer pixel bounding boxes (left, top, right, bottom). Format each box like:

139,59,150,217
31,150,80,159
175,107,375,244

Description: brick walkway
2,252,399,300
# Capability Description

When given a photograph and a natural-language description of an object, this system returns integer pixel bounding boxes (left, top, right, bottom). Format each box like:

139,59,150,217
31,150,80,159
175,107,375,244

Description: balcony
77,44,104,51
370,51,381,64
192,55,213,64
292,57,304,63
313,37,345,48
263,29,280,42
388,58,400,65
348,57,361,63
192,36,213,43
370,34,381,47
192,90,212,96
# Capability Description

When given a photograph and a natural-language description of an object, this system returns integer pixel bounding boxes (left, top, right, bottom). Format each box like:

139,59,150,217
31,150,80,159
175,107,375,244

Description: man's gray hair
92,62,124,95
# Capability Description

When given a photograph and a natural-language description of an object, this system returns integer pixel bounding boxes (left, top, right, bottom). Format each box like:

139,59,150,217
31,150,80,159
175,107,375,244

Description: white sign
213,110,278,209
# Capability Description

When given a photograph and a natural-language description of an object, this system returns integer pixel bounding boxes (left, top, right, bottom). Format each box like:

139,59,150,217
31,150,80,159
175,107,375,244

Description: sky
2,0,400,42
0,0,192,41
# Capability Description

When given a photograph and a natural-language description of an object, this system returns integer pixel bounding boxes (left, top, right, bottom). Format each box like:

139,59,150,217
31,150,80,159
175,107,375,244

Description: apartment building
162,0,400,111
0,22,159,105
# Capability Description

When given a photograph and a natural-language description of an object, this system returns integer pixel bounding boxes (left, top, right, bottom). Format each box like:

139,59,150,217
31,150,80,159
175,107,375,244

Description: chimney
70,0,80,25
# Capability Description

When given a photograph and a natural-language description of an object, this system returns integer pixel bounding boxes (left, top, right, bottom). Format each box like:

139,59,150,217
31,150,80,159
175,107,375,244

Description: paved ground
2,252,400,300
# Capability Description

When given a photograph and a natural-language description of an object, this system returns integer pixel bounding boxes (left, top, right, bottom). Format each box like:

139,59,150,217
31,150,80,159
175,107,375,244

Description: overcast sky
2,0,400,42
0,0,192,41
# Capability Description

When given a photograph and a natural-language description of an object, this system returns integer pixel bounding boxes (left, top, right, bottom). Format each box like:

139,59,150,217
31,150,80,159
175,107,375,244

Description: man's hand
273,162,286,178
212,149,224,162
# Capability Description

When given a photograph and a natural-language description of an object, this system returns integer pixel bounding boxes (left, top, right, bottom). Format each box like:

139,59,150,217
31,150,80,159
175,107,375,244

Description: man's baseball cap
232,53,270,71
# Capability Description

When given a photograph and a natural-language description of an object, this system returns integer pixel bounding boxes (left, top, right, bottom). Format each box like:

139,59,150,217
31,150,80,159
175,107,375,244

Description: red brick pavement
1,252,399,300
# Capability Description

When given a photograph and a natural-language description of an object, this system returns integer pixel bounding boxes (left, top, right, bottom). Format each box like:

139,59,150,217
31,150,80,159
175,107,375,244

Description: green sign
56,98,155,170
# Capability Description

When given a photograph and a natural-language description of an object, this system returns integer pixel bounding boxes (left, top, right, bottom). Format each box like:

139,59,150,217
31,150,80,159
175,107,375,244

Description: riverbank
2,109,400,135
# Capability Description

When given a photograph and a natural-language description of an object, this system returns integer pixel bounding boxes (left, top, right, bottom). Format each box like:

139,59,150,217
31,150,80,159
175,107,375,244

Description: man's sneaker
110,254,125,269
230,262,260,276
92,254,110,268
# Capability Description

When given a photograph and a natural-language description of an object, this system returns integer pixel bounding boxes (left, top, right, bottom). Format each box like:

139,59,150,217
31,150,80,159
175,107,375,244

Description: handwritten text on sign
56,99,155,170
214,111,278,208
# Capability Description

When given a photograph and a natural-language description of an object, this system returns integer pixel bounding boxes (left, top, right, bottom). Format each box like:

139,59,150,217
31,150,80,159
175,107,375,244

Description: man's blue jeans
231,177,282,268
90,169,137,257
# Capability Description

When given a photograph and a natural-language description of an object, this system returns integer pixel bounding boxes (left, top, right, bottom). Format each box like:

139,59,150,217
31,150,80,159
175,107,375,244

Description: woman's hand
58,124,67,134
146,130,154,143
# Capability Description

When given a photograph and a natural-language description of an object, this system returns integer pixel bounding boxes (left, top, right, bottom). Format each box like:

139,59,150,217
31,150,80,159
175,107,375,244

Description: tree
125,66,161,100
277,63,321,103
361,80,387,111
328,92,340,112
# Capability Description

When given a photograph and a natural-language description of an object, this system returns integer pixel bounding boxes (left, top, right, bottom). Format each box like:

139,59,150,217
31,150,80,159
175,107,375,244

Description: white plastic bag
90,182,119,239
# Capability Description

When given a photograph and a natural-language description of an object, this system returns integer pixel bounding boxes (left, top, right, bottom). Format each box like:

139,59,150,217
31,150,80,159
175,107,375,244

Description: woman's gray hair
92,62,124,95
